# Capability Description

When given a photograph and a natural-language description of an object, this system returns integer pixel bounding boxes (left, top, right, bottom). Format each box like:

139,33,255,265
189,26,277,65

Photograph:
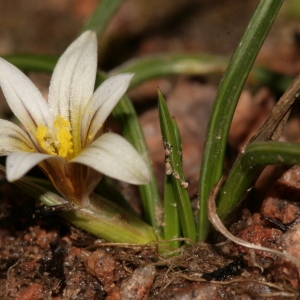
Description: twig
250,72,300,143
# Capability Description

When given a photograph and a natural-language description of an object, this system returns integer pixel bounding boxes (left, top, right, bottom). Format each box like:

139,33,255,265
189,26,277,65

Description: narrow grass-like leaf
3,54,58,73
218,141,300,220
112,92,163,235
96,72,163,235
109,53,227,88
98,72,164,235
163,118,182,248
197,0,283,242
163,175,181,248
218,67,300,225
81,0,125,37
3,54,291,94
158,91,196,242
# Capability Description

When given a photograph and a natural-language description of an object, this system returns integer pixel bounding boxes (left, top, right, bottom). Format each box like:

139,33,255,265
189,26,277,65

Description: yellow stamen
36,125,56,155
36,115,73,159
54,116,73,157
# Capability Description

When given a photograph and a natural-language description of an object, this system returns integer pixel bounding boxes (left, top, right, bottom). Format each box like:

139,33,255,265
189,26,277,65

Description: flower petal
6,151,53,182
39,158,84,206
71,133,150,185
0,58,53,139
82,74,133,146
0,119,36,155
48,31,97,154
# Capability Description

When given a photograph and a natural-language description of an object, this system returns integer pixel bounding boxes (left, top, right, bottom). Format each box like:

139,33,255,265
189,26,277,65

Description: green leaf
109,53,227,88
158,91,196,242
97,72,164,235
3,54,291,94
197,0,284,242
81,0,125,38
217,37,300,232
218,141,300,219
3,54,58,73
163,174,181,249
111,92,163,235
163,118,182,248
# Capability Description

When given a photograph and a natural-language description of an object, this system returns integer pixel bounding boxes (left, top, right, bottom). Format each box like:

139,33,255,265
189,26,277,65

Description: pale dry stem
207,176,300,290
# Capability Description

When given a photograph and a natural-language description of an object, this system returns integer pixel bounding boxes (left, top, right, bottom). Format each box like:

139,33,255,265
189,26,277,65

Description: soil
1,0,300,299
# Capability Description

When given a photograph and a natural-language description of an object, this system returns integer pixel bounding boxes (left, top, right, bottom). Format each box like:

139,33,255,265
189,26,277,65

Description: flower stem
0,165,159,244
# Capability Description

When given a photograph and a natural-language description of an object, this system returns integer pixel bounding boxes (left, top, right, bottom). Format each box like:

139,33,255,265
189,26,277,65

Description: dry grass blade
207,176,300,278
250,72,300,142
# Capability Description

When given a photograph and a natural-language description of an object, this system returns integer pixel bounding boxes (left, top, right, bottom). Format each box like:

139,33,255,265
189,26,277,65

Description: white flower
0,31,149,207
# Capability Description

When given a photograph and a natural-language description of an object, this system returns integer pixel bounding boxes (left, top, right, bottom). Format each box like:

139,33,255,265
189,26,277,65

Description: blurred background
1,0,299,70
0,0,300,196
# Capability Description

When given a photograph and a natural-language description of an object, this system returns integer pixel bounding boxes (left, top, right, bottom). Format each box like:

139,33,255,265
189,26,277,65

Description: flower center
36,115,74,159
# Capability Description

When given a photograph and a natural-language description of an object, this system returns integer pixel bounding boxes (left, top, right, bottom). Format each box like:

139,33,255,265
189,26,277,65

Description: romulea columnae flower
0,31,149,207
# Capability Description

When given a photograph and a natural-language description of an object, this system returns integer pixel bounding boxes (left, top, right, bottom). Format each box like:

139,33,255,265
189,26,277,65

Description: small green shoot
158,91,196,242
162,118,183,249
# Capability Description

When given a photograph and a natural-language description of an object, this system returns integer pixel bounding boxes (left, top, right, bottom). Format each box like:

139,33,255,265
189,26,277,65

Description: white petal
0,119,36,155
6,151,52,182
0,58,53,138
48,31,97,152
82,74,133,145
71,133,150,185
